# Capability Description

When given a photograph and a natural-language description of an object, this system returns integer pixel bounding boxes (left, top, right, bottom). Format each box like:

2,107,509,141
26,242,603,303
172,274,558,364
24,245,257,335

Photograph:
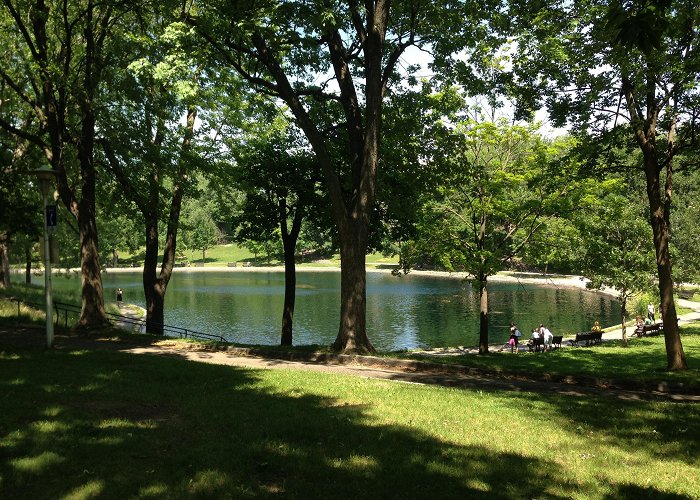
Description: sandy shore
95,265,611,296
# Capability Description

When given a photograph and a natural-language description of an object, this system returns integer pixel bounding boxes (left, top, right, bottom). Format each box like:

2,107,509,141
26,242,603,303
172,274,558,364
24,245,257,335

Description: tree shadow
0,346,639,499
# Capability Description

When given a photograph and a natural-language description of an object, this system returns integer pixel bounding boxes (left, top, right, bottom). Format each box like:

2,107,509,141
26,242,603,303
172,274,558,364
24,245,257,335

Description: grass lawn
0,343,698,499
117,243,399,269
403,327,700,391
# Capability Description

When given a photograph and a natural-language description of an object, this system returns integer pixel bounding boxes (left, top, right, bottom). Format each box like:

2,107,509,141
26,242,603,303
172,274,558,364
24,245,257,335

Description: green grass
118,242,399,269
0,342,698,499
403,327,700,389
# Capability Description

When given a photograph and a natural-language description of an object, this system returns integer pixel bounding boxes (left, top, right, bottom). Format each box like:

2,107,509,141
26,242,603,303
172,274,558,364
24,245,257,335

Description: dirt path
2,325,697,403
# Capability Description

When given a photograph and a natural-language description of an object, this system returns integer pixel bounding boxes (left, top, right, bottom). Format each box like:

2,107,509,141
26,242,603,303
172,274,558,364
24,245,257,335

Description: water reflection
39,270,620,350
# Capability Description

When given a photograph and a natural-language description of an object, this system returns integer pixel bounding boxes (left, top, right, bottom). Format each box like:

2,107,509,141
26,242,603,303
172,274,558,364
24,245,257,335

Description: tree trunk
622,74,687,370
0,232,9,288
25,245,32,285
143,213,163,334
77,197,107,327
332,226,375,353
280,202,303,346
643,153,686,369
478,277,489,354
281,234,297,346
620,294,628,348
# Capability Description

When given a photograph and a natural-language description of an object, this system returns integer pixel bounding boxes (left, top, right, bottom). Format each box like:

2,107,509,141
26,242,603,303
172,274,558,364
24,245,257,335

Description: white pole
42,193,54,348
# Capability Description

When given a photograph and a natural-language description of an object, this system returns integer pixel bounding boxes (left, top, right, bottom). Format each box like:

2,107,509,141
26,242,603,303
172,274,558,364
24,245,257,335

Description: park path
3,296,697,403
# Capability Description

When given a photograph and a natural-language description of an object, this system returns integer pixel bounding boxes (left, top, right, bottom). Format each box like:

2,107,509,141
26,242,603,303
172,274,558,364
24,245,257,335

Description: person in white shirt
647,303,655,322
539,324,554,351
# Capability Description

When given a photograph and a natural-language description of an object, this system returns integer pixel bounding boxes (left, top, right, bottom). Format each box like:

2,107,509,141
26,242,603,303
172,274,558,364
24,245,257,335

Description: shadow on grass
3,347,693,498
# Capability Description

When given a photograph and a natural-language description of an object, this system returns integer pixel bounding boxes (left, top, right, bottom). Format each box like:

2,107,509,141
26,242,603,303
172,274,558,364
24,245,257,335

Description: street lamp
30,166,57,348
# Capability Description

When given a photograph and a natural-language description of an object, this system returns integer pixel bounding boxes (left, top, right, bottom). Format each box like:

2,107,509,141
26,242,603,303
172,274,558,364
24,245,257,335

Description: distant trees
574,181,657,346
223,110,324,345
181,199,221,261
411,115,579,353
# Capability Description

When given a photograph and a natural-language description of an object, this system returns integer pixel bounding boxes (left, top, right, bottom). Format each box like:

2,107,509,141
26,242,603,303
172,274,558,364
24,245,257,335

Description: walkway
1,324,697,403
113,302,147,333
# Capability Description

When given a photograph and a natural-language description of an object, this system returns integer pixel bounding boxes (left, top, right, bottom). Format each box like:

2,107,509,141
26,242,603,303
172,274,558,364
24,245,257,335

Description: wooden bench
569,331,603,347
527,337,545,352
552,335,563,349
635,323,664,337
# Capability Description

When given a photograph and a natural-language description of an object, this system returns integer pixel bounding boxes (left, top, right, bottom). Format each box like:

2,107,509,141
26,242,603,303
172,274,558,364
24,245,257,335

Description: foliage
671,167,700,286
575,180,656,290
180,198,222,261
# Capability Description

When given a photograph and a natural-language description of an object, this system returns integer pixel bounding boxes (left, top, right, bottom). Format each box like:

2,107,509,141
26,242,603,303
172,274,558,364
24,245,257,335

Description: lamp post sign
46,205,57,228
30,167,57,348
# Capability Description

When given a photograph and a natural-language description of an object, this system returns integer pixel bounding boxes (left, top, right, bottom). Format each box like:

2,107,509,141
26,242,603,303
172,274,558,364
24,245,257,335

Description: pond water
39,270,620,351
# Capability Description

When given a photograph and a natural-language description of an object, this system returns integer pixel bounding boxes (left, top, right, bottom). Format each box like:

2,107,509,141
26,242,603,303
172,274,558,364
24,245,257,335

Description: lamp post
30,166,57,348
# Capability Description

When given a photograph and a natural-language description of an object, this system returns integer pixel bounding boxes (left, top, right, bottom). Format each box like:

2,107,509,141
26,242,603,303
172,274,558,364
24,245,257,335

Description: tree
671,168,700,288
575,181,657,346
0,0,141,326
414,117,575,353
507,0,699,369
190,1,500,353
0,126,40,287
226,112,324,345
98,11,213,334
181,198,221,261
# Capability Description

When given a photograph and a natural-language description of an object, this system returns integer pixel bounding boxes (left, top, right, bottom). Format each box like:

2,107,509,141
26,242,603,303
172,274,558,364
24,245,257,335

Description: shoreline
14,264,616,297
97,265,614,296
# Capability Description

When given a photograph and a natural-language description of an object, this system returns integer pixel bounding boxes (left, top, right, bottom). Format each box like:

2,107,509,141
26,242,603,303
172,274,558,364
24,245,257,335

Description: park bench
552,335,563,350
634,323,664,337
527,337,545,352
569,331,603,347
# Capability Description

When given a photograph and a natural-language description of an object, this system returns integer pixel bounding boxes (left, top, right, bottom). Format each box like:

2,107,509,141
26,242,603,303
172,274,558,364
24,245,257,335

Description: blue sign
46,205,57,227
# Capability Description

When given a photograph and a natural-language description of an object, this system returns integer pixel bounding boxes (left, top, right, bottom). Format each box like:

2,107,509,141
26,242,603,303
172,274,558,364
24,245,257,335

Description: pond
39,270,620,351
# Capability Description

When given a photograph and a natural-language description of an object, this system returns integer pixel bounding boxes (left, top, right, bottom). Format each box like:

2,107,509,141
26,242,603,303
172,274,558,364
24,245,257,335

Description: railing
5,297,227,343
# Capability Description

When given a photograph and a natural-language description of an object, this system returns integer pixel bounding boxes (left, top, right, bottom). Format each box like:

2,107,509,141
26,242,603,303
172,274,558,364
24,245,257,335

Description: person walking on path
117,288,123,303
647,303,655,322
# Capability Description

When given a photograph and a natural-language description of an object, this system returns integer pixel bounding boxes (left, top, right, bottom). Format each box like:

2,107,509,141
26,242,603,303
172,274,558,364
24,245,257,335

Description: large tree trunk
75,151,107,327
0,232,9,288
478,277,489,354
332,228,374,353
143,213,163,334
643,152,686,370
77,215,106,326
